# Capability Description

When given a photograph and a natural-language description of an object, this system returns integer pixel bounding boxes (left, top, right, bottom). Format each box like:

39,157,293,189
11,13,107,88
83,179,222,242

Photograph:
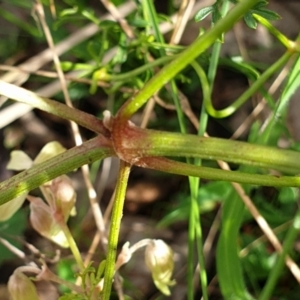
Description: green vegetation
0,0,300,299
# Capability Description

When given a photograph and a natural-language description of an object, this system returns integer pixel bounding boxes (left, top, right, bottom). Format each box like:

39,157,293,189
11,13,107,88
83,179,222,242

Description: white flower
0,142,66,222
2,141,77,247
145,239,176,296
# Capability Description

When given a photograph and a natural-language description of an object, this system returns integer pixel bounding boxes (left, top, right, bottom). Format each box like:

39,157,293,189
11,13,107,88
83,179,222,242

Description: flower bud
46,175,76,220
145,239,176,296
8,269,39,300
29,196,69,248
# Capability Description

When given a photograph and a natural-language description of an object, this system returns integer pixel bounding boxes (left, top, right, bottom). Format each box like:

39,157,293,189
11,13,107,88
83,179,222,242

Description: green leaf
212,5,222,24
128,18,150,28
194,6,214,22
278,187,298,204
60,61,93,72
253,0,269,10
96,260,106,281
59,7,79,17
242,0,281,29
254,8,280,21
111,32,128,65
81,9,100,25
281,54,300,103
244,12,258,29
217,190,255,300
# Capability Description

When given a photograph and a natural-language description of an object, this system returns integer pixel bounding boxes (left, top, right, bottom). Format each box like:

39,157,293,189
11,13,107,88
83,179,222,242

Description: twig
35,0,107,247
100,0,135,39
170,0,195,45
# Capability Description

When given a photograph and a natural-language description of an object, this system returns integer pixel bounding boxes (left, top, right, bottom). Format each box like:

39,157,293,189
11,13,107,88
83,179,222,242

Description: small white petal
34,141,66,164
48,229,69,248
29,196,69,248
7,151,33,171
0,194,27,221
145,239,175,296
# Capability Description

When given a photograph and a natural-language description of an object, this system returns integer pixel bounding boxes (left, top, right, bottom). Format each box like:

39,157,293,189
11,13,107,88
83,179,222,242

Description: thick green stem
0,136,114,204
3,125,300,207
112,124,300,174
102,161,131,300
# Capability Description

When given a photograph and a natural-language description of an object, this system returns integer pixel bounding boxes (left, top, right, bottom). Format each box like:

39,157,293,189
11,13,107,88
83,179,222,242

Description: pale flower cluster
2,141,76,248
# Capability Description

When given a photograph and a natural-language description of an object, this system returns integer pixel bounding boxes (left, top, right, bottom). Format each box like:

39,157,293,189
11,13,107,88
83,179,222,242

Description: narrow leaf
255,8,281,21
194,6,214,22
244,12,257,29
254,0,270,10
212,6,222,24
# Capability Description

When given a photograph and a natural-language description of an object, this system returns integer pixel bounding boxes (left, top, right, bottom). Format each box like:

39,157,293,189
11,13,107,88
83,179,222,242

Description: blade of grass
258,207,300,300
217,187,254,300
260,52,300,144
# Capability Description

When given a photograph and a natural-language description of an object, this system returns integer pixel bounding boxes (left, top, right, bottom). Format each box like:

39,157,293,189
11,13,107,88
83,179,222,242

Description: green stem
102,161,131,300
59,221,85,271
207,0,230,90
187,59,214,300
108,55,174,82
138,156,300,187
192,78,210,300
118,126,300,174
205,50,293,118
187,181,196,300
0,80,109,136
260,53,300,144
254,14,293,49
145,0,188,134
117,0,259,120
142,0,165,56
0,136,114,204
